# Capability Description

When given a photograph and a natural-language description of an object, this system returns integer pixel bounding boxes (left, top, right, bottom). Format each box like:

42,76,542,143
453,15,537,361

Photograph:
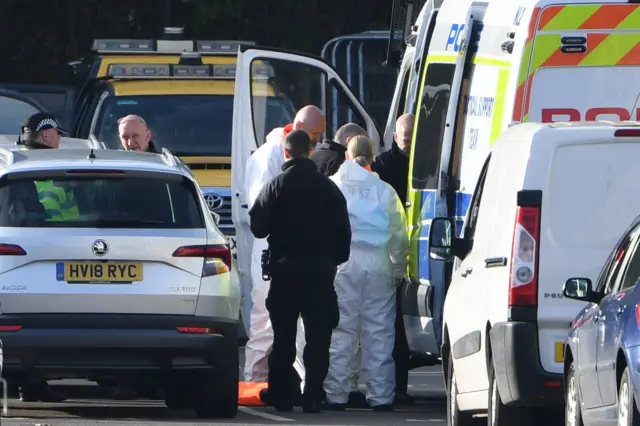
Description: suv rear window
0,173,205,228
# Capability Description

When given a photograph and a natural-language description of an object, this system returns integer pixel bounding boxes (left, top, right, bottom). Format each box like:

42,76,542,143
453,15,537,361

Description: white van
428,121,640,425
397,0,640,363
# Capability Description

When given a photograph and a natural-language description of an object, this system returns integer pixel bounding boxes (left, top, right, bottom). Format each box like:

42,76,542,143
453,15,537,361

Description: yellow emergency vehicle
70,28,296,238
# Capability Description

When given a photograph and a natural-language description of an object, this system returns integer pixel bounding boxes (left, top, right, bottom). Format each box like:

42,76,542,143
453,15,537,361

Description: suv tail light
172,244,232,277
508,192,542,307
0,244,26,256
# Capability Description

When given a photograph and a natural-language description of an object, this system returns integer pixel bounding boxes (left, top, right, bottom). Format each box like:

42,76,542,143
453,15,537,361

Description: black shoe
323,401,346,411
394,392,415,405
372,403,394,412
303,398,322,413
19,384,66,402
259,388,272,406
347,390,368,408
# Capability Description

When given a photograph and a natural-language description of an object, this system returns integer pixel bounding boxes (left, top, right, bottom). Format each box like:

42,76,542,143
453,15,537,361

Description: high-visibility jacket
35,181,80,221
17,144,80,221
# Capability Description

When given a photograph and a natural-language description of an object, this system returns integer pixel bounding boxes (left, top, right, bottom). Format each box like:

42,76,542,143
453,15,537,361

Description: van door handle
460,267,473,277
485,257,507,268
241,204,248,209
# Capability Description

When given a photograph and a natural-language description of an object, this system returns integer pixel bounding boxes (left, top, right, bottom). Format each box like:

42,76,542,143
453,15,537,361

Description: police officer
14,112,70,401
17,113,80,222
248,130,351,413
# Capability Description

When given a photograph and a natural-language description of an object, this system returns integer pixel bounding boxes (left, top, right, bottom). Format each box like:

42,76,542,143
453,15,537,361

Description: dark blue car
563,217,640,426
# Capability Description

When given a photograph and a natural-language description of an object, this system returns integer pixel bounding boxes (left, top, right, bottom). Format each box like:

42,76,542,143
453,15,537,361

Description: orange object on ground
239,381,268,406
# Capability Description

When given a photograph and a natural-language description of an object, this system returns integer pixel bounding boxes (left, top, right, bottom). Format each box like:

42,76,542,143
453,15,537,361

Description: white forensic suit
325,160,409,406
243,126,307,387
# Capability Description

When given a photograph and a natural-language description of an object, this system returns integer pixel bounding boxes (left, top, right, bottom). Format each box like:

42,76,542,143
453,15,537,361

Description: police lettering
541,107,640,123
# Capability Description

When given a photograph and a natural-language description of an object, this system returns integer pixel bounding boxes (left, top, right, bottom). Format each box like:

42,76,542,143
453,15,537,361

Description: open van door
231,46,380,369
0,84,75,130
403,9,475,357
0,88,51,135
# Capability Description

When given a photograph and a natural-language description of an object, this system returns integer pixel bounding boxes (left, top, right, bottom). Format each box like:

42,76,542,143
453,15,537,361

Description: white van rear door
537,133,640,374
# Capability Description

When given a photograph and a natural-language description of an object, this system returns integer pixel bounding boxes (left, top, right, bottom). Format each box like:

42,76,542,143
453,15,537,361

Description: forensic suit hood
325,160,409,407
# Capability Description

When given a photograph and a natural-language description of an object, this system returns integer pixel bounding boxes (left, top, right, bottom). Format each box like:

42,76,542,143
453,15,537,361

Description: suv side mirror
563,277,600,303
429,217,455,262
211,211,221,226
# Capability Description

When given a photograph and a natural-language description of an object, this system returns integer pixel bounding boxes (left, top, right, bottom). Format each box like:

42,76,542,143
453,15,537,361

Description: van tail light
0,244,26,256
172,244,231,277
508,191,542,307
635,305,640,327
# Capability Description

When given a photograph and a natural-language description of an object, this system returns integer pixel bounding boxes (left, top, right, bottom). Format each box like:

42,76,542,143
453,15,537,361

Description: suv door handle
460,267,473,278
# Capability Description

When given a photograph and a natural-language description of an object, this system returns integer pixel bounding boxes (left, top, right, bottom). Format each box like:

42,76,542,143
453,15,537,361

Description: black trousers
392,289,410,394
266,262,339,406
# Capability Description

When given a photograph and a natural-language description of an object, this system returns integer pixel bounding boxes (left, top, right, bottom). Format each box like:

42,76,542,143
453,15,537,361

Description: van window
462,153,491,244
398,66,411,117
410,63,455,190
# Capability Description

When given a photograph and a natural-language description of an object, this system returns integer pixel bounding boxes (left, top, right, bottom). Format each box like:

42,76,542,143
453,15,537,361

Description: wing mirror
428,217,459,262
563,278,601,303
211,211,221,226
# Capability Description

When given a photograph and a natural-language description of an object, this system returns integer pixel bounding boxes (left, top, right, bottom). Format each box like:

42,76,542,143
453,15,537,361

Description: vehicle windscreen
95,94,295,156
0,173,205,228
0,95,40,134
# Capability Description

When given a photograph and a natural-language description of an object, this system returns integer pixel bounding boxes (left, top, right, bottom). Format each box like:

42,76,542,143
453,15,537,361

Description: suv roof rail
161,147,178,167
0,148,18,165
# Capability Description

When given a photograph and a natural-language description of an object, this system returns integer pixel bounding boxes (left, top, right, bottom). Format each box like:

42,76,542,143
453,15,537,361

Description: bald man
310,123,367,177
370,113,414,405
371,114,413,206
118,114,158,153
243,106,326,398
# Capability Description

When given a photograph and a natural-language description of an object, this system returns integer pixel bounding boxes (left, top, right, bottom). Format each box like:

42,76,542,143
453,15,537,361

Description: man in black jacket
117,114,159,153
372,114,413,206
249,130,351,413
310,123,366,176
371,113,414,405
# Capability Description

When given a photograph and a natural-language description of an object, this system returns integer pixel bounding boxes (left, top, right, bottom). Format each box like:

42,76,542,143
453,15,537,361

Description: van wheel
193,346,239,418
618,366,640,426
447,352,482,425
488,364,530,426
565,361,583,426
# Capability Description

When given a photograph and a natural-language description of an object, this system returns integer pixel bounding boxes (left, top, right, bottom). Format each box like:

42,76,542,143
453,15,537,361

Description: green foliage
0,0,392,84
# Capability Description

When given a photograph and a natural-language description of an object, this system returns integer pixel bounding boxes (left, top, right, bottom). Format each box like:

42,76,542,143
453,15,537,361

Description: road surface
0,349,449,425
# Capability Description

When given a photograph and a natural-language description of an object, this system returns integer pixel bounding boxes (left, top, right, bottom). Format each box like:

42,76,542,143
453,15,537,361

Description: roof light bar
106,63,275,79
92,39,256,55
196,41,255,53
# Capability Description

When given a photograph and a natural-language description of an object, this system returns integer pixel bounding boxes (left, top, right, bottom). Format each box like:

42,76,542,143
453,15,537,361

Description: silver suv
0,148,240,418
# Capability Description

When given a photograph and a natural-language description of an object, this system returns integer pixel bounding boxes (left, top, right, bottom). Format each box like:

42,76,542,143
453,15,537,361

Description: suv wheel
164,384,192,410
193,345,239,418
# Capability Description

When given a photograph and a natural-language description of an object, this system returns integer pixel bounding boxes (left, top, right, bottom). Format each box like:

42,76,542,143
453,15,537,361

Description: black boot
19,382,66,402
